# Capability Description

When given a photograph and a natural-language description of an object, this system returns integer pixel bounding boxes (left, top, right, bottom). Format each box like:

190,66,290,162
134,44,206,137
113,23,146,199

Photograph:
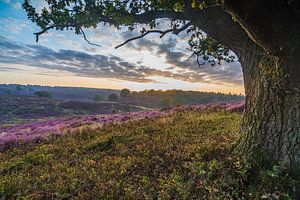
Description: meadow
0,102,297,199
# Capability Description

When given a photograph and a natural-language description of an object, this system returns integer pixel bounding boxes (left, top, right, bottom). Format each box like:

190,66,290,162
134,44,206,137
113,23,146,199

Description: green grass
0,110,297,199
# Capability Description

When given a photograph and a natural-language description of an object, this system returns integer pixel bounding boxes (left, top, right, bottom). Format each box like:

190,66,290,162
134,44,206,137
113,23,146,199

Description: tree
120,88,131,99
34,91,52,98
23,0,300,172
160,97,176,108
108,93,118,101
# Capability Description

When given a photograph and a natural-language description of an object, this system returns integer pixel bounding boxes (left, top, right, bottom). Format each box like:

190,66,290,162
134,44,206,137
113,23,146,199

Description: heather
0,95,144,126
0,102,297,199
0,101,244,148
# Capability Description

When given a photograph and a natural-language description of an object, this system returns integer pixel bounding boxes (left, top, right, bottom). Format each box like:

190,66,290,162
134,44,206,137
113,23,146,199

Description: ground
0,108,297,199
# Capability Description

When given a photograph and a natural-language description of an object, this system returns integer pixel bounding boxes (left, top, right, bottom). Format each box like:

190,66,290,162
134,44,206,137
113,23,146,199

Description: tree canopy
108,93,118,101
120,88,131,98
23,0,238,66
23,0,300,59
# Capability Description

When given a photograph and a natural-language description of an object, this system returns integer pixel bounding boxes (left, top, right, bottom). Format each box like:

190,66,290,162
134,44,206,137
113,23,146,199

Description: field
0,103,297,199
0,95,144,126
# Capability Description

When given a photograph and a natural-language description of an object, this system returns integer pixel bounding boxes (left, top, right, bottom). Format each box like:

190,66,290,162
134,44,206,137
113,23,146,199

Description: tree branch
220,0,299,56
32,3,256,58
34,24,101,48
115,22,192,49
33,9,188,47
34,25,57,42
185,5,259,57
34,10,186,34
80,28,101,47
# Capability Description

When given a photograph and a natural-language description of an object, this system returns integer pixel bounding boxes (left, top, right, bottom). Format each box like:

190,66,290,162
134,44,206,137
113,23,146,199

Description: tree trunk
188,4,300,172
236,49,300,173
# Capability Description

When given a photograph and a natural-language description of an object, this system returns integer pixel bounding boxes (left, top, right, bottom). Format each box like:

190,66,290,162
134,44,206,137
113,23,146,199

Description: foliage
160,96,176,108
34,91,53,98
93,94,105,102
188,31,235,66
22,0,234,65
108,93,119,101
120,88,131,99
133,89,244,108
1,108,297,199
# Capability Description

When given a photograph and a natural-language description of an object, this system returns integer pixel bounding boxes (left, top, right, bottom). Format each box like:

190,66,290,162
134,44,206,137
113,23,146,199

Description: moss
259,55,288,90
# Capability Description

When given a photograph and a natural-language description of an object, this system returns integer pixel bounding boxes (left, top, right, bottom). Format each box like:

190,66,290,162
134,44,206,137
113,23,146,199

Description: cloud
0,17,34,34
78,23,242,86
118,32,243,85
0,35,243,86
0,66,22,72
150,37,243,85
12,2,21,9
1,0,22,9
0,36,166,83
2,0,11,4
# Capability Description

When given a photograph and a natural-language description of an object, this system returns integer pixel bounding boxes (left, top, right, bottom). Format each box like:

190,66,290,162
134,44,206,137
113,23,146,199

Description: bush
160,97,175,108
93,94,105,101
120,88,131,98
34,91,52,98
108,93,118,101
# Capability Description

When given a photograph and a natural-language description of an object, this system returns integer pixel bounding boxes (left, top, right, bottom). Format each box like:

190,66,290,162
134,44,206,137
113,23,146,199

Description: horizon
0,83,244,95
0,0,245,94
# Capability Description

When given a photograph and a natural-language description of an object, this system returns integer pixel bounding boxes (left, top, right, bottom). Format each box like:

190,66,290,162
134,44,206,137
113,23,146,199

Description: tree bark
221,0,300,56
187,5,252,54
186,2,300,173
236,48,300,173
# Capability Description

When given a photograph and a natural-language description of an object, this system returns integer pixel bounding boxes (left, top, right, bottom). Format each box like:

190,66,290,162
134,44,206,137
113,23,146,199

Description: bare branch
115,22,192,49
115,30,172,49
34,25,57,42
33,9,188,43
80,28,101,47
34,25,101,48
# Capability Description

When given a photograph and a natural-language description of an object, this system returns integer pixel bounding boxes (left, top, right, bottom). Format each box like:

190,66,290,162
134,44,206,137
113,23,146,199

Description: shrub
93,94,105,101
108,93,118,101
120,88,131,98
34,91,52,98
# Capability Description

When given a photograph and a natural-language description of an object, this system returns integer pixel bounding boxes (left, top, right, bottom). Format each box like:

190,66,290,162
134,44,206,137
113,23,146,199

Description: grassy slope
0,110,297,199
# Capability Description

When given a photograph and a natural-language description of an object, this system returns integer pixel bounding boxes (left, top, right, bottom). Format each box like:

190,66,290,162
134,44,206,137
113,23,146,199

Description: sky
0,0,245,94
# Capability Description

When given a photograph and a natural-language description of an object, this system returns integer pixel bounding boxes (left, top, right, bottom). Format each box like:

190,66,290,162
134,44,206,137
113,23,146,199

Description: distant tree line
132,89,244,107
94,89,131,102
94,88,244,108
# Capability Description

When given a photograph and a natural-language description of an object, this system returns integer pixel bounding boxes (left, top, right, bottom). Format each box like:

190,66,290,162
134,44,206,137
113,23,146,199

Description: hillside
0,85,244,107
0,86,244,126
0,84,118,102
0,95,144,126
0,104,297,199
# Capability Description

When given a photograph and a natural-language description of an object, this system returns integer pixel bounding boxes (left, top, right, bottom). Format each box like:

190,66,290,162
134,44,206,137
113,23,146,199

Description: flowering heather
0,101,244,147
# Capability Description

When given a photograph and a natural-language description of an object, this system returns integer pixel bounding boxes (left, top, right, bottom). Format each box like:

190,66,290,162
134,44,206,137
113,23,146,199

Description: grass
0,110,297,199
